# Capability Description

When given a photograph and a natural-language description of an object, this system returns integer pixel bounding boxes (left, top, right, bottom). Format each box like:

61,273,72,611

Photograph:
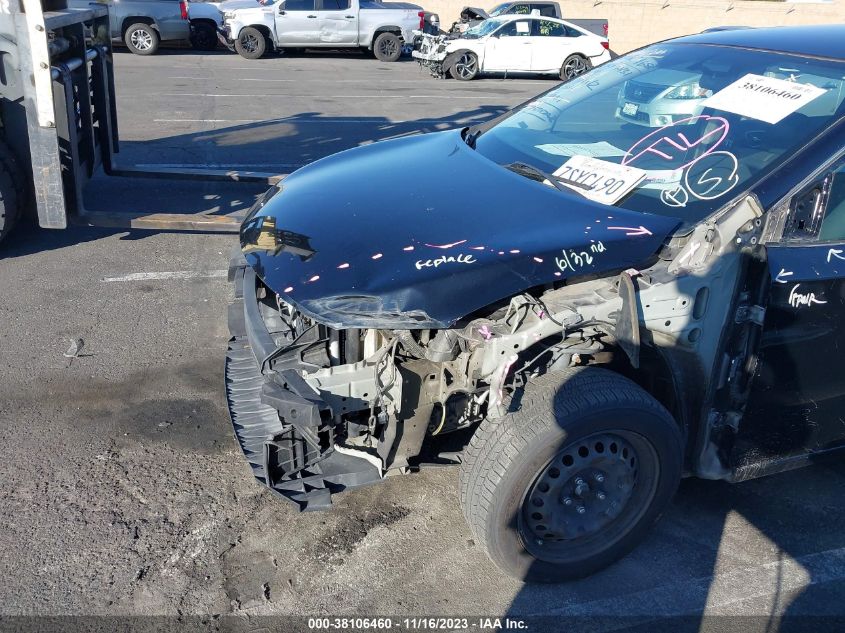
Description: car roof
673,24,845,61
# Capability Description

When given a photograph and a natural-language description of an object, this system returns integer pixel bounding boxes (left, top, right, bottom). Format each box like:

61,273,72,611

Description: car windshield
474,43,845,225
464,17,508,38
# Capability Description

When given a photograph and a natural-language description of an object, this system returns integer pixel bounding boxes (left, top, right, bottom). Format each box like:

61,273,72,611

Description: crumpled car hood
240,130,681,329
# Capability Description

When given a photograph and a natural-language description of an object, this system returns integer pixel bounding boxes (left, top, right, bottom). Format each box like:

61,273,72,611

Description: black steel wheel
124,22,160,55
449,51,478,80
235,27,268,60
373,32,402,62
460,367,682,582
559,54,591,80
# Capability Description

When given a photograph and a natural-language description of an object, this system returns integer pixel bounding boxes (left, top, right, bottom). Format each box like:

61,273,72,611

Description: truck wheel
235,27,268,59
560,54,591,80
124,23,160,55
190,21,218,51
460,367,682,582
373,32,402,62
449,51,478,80
0,140,21,245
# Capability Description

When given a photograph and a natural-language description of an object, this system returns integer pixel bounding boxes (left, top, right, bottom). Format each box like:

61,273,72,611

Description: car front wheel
449,51,478,80
235,27,268,59
459,367,683,582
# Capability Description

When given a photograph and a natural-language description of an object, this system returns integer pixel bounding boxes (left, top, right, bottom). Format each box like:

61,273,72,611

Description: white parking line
102,270,228,282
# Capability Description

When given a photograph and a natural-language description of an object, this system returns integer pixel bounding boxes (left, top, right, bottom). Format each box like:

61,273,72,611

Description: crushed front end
411,31,453,77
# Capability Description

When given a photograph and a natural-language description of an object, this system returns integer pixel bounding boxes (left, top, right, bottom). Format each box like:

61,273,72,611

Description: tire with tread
0,139,22,245
559,53,591,80
460,367,682,582
235,26,268,59
448,50,479,80
124,22,160,55
373,32,402,62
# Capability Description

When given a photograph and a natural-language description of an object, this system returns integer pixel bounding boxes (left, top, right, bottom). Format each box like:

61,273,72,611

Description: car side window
318,0,350,8
818,166,845,242
537,19,565,36
565,25,582,37
497,20,531,37
285,0,315,10
780,159,845,243
537,4,556,16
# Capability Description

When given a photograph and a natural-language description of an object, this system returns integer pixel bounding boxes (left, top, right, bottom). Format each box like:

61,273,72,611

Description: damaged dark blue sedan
226,24,845,582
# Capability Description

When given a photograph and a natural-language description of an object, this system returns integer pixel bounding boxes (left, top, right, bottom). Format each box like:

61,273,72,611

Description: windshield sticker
622,115,730,170
537,141,626,159
553,156,647,206
640,168,684,190
515,21,530,33
702,73,827,125
684,151,739,200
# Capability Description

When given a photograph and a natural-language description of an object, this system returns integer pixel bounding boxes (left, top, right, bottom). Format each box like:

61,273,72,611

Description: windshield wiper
504,162,571,193
505,161,596,199
462,126,482,148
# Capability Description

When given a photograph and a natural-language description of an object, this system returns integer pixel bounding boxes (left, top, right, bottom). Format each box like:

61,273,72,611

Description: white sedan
412,15,611,81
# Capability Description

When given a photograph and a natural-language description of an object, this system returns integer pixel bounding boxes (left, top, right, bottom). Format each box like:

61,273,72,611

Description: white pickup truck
219,0,426,60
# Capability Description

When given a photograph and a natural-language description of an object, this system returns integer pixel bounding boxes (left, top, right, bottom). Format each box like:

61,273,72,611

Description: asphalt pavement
2,47,845,632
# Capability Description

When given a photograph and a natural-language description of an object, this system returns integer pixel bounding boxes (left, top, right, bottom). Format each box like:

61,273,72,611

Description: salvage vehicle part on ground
227,24,845,581
412,15,609,80
0,0,280,246
219,0,429,60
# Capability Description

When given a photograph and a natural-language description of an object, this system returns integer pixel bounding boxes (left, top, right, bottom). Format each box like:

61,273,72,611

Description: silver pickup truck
70,0,192,54
219,0,426,60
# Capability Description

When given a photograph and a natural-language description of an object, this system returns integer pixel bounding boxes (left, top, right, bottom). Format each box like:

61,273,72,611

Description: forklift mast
0,0,280,238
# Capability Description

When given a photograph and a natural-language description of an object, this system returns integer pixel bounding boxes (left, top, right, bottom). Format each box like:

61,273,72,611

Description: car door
314,0,358,45
482,19,533,72
528,18,573,72
275,0,319,45
740,154,845,459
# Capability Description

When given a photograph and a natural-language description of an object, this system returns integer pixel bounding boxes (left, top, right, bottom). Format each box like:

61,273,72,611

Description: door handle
345,14,354,18
307,14,317,17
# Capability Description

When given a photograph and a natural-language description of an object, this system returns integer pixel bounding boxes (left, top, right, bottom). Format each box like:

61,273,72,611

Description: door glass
537,19,565,36
285,0,315,10
496,20,531,37
818,167,845,242
319,0,350,9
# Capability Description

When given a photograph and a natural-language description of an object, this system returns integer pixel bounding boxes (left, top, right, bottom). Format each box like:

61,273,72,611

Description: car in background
219,0,427,61
450,1,607,40
413,14,610,80
616,69,713,127
70,0,191,55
